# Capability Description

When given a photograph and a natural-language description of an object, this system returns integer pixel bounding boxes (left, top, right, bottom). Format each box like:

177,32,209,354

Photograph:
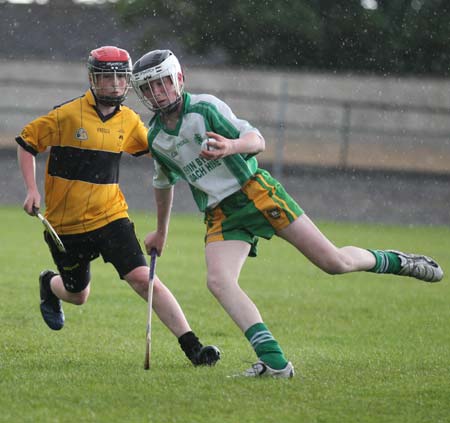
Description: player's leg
277,214,376,274
124,266,219,365
244,168,443,283
205,240,292,376
237,169,374,274
40,232,94,330
205,240,261,330
48,274,90,304
277,213,443,281
102,218,220,366
38,271,90,331
125,265,192,337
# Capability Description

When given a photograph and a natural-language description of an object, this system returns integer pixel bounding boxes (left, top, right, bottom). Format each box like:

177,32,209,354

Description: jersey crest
267,207,281,219
75,127,88,141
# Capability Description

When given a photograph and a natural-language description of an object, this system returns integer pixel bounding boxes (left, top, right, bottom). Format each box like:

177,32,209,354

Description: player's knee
206,273,226,297
69,290,89,305
319,254,352,275
206,275,218,295
322,265,344,275
151,277,163,295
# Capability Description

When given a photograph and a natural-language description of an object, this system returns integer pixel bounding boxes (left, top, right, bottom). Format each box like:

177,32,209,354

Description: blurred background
1,0,449,225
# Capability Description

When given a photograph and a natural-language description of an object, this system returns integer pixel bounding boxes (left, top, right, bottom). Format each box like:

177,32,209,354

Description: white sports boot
243,361,295,378
388,250,443,282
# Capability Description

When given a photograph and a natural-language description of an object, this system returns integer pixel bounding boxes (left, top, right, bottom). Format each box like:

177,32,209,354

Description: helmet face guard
131,49,184,113
87,46,132,107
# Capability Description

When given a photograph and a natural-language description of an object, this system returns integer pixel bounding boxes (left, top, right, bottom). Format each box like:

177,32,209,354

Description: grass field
1,205,449,423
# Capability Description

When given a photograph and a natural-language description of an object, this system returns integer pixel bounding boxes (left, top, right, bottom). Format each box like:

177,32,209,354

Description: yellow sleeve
16,110,60,155
123,112,150,157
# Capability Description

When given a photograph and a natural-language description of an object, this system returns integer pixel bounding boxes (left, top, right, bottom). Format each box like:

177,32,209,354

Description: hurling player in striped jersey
131,49,443,378
16,46,220,367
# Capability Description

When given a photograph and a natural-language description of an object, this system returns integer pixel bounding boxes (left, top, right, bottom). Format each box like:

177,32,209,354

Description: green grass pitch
1,205,449,423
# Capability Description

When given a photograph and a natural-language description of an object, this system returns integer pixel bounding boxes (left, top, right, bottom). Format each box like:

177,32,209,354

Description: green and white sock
367,249,402,274
245,322,288,370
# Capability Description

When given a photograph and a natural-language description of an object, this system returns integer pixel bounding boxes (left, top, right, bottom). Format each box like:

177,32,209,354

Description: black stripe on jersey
48,146,122,184
132,149,150,157
15,136,38,156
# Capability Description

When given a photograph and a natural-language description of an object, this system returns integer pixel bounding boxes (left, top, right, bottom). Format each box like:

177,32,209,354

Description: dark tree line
116,0,450,76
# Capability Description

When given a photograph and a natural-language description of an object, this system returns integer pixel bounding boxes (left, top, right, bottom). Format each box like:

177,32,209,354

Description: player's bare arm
200,131,265,160
144,186,174,256
17,145,41,214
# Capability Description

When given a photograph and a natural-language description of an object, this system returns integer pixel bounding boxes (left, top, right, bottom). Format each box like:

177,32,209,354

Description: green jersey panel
147,92,262,211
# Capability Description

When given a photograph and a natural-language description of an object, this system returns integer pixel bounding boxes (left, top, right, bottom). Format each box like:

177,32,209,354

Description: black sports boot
178,331,221,366
39,270,65,330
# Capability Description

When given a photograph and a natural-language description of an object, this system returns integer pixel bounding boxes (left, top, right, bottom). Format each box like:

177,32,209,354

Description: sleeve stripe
15,136,38,156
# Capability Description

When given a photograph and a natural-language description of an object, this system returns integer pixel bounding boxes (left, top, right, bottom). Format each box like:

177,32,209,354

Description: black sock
178,331,203,364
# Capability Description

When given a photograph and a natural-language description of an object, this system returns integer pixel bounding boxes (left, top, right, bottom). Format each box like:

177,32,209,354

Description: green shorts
204,168,304,257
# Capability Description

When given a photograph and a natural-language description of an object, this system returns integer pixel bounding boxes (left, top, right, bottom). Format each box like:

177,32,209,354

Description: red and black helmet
87,46,132,106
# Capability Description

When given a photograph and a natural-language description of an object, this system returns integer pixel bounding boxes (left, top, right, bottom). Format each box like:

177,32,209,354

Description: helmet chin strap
92,91,123,108
90,87,125,108
159,97,182,115
97,98,122,107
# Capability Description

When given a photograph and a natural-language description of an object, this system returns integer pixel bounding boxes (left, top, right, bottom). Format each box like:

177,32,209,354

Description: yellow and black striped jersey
16,89,150,235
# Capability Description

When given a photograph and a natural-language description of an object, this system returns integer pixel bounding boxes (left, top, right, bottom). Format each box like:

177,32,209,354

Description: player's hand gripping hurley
32,206,66,253
144,248,157,370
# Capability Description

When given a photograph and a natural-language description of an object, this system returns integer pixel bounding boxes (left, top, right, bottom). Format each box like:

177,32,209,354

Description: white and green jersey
148,92,262,211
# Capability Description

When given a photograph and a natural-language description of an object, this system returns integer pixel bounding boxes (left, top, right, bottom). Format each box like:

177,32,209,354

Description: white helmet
131,49,184,113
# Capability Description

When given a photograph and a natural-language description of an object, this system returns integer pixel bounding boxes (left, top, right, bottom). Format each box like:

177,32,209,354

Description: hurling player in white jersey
131,50,443,378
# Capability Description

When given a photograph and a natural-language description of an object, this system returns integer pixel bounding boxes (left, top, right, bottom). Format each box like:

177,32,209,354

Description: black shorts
44,218,146,293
